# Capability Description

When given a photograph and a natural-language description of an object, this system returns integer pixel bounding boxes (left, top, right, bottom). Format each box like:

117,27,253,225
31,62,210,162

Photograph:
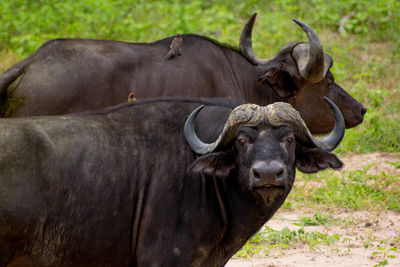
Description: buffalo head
184,98,344,206
240,13,366,134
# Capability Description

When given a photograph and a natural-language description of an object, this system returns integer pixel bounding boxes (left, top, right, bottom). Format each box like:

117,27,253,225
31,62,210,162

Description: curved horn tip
184,104,205,140
292,19,320,41
292,18,302,26
292,18,309,30
321,97,345,151
184,105,214,155
245,12,257,29
323,96,345,127
239,12,271,65
292,18,325,82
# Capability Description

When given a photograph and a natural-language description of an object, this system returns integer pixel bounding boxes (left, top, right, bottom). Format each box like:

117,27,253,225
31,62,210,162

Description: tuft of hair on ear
257,65,297,99
295,146,343,173
187,152,236,178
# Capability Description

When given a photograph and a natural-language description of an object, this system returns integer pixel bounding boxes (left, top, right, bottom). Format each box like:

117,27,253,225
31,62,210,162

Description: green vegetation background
0,0,399,153
1,0,399,259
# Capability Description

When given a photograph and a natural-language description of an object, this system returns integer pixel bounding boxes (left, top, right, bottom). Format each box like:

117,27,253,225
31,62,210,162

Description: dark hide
0,31,365,134
0,98,342,266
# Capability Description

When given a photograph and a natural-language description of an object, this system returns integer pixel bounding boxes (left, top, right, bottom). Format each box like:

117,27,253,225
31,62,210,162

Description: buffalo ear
295,146,343,173
188,152,236,178
258,67,297,99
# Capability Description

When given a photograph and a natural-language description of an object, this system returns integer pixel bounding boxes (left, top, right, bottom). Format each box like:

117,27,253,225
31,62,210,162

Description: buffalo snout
361,106,367,116
250,160,287,189
342,102,367,129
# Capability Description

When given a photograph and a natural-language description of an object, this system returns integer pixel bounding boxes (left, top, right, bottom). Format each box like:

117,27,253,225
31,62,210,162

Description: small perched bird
127,92,136,102
165,33,183,60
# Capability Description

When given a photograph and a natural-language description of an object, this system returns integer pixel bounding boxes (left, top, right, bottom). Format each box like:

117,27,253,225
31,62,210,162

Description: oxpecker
166,33,183,60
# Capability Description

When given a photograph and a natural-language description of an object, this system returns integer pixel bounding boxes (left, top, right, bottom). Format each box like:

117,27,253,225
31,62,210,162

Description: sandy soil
226,152,400,267
341,152,400,176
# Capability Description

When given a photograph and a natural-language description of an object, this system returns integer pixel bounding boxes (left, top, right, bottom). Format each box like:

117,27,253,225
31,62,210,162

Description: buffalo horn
312,97,345,151
291,19,332,83
184,98,344,155
239,13,271,65
183,105,213,155
184,104,265,155
263,98,344,151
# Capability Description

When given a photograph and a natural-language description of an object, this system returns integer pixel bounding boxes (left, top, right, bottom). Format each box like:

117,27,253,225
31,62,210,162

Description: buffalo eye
281,134,294,146
236,133,252,147
286,137,294,145
238,137,249,146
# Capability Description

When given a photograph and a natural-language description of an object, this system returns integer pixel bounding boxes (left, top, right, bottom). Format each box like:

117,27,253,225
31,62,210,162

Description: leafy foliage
1,0,399,55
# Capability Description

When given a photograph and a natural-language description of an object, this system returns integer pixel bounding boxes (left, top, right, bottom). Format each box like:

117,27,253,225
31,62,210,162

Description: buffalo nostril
361,107,367,116
276,168,284,178
253,169,261,179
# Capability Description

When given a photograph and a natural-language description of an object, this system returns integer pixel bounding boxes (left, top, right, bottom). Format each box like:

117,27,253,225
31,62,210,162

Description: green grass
294,212,331,226
237,225,340,258
330,38,400,153
1,1,399,56
283,167,400,211
372,246,398,267
236,212,400,260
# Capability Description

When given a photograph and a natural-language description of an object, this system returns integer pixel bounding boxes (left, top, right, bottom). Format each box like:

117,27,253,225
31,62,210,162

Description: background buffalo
0,14,365,134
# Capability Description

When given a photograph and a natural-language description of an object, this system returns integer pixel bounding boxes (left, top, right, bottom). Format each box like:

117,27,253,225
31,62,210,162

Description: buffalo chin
254,185,285,205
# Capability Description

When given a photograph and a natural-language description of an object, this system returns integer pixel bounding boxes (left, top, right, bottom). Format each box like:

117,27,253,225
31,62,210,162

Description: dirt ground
226,152,400,267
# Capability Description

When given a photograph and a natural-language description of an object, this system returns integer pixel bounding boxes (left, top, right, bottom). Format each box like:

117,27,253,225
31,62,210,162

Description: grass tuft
237,226,340,258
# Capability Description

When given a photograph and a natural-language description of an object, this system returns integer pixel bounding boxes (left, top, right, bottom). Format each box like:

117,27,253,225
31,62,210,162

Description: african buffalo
0,13,365,134
0,97,344,266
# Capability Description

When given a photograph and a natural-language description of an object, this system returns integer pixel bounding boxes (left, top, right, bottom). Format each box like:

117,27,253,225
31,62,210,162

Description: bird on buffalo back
165,33,183,60
127,92,136,102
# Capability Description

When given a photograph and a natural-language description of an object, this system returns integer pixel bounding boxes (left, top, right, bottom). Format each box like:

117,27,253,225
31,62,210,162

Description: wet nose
360,106,367,116
251,160,286,187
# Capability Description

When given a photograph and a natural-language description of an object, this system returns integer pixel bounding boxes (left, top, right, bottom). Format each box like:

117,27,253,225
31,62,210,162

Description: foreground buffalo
0,14,365,134
0,97,344,266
